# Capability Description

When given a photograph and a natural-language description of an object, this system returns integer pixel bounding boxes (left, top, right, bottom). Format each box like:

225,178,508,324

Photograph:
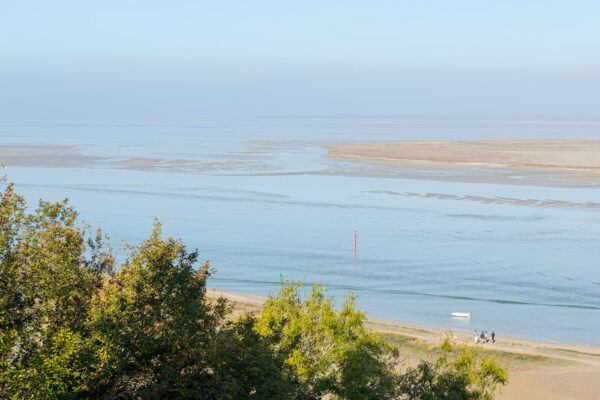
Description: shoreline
206,288,600,353
207,288,600,400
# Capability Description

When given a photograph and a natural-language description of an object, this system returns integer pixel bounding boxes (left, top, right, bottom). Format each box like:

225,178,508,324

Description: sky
1,1,599,123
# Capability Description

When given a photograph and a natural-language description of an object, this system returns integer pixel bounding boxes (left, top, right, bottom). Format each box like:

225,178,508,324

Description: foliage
399,333,509,400
0,178,296,399
86,219,228,398
0,176,114,399
255,282,400,400
0,177,508,399
209,314,302,400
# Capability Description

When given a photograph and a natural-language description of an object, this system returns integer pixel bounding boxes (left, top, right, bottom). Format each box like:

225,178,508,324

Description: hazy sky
2,1,599,123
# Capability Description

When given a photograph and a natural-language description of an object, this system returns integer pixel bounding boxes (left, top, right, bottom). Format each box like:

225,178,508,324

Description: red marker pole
354,230,357,258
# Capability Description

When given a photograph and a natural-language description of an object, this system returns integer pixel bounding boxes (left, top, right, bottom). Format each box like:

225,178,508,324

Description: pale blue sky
2,1,599,122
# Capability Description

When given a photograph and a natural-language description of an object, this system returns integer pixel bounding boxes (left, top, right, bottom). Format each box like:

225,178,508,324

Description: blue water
2,119,600,345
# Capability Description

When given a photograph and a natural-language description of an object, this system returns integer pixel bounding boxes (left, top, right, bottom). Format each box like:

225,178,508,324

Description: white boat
451,312,471,319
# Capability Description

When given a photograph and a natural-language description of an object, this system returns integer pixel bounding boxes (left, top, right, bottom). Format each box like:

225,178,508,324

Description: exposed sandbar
329,139,600,171
0,144,275,173
328,139,600,187
0,144,104,168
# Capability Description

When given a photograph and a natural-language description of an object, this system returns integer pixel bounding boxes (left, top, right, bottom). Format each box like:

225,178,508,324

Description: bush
256,282,400,400
399,334,509,400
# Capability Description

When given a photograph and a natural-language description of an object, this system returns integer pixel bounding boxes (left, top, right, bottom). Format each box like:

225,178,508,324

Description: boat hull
451,312,471,318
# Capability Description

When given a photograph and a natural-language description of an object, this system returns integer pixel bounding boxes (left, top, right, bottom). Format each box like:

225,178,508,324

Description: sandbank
0,143,276,173
328,140,600,187
207,289,600,400
6,139,600,189
0,144,103,168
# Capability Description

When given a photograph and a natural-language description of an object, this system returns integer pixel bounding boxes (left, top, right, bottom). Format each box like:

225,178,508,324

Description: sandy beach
207,289,600,400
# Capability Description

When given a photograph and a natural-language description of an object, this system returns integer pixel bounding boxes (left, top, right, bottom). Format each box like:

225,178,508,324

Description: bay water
3,119,600,345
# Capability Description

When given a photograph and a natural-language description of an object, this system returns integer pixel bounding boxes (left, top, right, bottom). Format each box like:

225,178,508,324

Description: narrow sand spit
208,289,600,400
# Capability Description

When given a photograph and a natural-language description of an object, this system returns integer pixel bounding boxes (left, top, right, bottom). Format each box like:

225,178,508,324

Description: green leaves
210,315,298,400
400,333,509,400
256,281,400,400
86,219,223,398
0,178,116,399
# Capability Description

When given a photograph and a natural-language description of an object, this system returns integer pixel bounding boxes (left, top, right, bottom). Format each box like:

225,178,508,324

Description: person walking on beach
480,330,485,344
484,331,489,343
474,330,479,344
491,330,495,343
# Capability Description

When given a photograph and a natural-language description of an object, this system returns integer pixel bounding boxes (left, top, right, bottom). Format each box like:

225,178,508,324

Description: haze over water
4,118,600,345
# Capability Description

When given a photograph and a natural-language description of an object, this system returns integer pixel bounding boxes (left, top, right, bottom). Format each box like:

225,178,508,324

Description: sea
2,118,600,345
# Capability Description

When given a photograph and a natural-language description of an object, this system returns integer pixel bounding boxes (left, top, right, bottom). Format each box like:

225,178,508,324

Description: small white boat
451,312,471,319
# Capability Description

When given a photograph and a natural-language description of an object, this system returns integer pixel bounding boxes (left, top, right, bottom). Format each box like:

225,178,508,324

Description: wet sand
368,190,600,210
207,289,600,400
0,144,104,168
0,143,277,173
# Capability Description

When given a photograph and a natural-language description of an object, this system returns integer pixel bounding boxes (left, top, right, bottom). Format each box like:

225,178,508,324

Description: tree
0,178,27,353
399,334,509,400
255,282,400,400
0,176,114,399
209,314,302,400
87,219,228,398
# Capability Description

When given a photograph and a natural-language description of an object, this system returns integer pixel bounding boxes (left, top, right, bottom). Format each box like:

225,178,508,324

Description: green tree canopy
255,282,400,400
86,219,228,398
399,334,509,400
0,176,114,399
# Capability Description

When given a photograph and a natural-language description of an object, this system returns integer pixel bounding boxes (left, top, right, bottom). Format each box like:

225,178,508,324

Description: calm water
3,119,600,345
